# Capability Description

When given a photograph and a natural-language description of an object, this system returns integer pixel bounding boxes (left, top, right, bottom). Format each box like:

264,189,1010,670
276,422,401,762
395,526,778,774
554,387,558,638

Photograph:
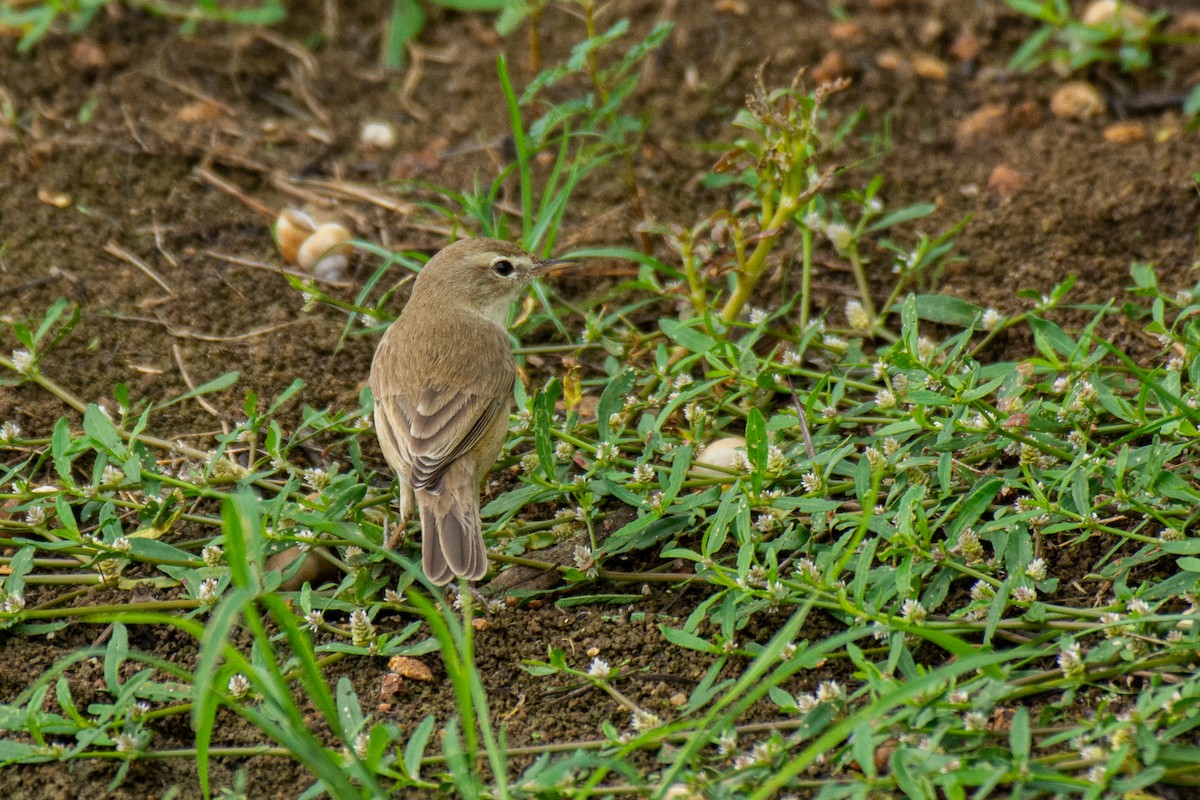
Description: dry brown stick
104,241,175,296
107,311,302,343
202,249,352,288
285,61,333,128
268,171,336,209
193,166,277,218
172,344,223,420
143,71,235,116
289,176,415,214
151,218,180,269
398,43,431,122
254,29,318,74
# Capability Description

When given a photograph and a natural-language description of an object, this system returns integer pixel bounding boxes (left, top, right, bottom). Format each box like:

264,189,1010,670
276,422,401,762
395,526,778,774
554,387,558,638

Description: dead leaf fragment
987,164,1027,198
714,0,748,13
1103,122,1145,143
37,188,72,208
387,655,434,681
950,28,983,62
69,39,108,70
1050,82,1104,119
812,50,850,84
829,21,864,43
379,672,404,701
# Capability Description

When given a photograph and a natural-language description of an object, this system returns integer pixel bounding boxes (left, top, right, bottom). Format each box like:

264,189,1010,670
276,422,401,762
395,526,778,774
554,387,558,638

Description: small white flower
202,545,223,567
630,708,662,733
801,472,821,493
198,578,221,605
111,537,132,553
554,440,576,461
1012,585,1037,603
802,212,824,232
573,544,594,571
795,693,819,713
11,349,34,375
350,609,374,646
981,308,1002,331
228,673,251,699
631,463,655,484
113,733,138,753
1052,375,1070,394
816,681,843,702
825,222,852,252
587,658,611,679
594,442,619,466
4,593,25,614
1127,598,1150,617
1058,643,1085,679
845,300,871,331
748,307,769,325
875,389,897,409
1024,558,1047,582
963,711,988,732
305,610,323,632
0,421,21,443
949,690,968,704
302,467,329,490
24,506,46,525
822,334,847,351
901,599,927,624
766,445,788,474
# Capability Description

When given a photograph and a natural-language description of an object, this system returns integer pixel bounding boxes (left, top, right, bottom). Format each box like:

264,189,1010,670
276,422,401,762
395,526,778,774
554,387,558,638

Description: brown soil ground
2,0,1199,796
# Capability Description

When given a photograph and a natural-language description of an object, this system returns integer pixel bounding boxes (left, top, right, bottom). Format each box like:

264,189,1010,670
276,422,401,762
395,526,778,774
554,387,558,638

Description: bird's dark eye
491,259,516,278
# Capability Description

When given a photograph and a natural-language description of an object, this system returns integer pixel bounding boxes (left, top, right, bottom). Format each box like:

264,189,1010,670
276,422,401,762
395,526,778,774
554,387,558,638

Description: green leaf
533,379,562,483
384,0,424,70
159,371,239,409
745,408,767,473
866,202,935,233
83,404,126,460
912,294,983,327
660,318,716,354
404,714,435,779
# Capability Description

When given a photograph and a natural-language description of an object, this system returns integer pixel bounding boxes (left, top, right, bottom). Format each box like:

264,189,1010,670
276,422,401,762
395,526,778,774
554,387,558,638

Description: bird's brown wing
383,387,510,492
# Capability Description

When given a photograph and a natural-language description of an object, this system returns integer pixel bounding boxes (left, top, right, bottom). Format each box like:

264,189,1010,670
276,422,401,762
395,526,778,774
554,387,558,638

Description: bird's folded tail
417,460,488,585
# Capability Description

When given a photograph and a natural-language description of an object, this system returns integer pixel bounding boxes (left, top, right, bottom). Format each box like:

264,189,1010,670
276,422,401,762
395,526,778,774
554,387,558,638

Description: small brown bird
370,238,570,585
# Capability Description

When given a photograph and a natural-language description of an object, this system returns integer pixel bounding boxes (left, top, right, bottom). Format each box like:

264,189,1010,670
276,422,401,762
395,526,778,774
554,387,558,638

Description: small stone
1102,122,1145,143
987,164,1027,198
1010,100,1044,129
360,121,397,149
829,21,864,43
912,53,949,81
1081,0,1147,29
875,49,906,72
956,104,1007,148
1050,81,1104,119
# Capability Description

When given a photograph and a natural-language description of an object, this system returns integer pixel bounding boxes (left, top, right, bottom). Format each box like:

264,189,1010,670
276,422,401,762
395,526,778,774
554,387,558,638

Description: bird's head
411,238,573,325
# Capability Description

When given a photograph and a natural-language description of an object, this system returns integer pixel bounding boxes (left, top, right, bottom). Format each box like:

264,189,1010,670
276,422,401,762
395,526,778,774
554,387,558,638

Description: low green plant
0,0,285,51
1005,0,1168,74
382,0,531,70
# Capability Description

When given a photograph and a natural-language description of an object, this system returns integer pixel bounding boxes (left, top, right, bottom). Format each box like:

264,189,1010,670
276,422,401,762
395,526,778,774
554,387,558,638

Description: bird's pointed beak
534,257,577,275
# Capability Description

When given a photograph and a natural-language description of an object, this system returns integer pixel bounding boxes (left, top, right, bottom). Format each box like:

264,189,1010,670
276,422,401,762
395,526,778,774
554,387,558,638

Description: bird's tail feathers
417,462,488,585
